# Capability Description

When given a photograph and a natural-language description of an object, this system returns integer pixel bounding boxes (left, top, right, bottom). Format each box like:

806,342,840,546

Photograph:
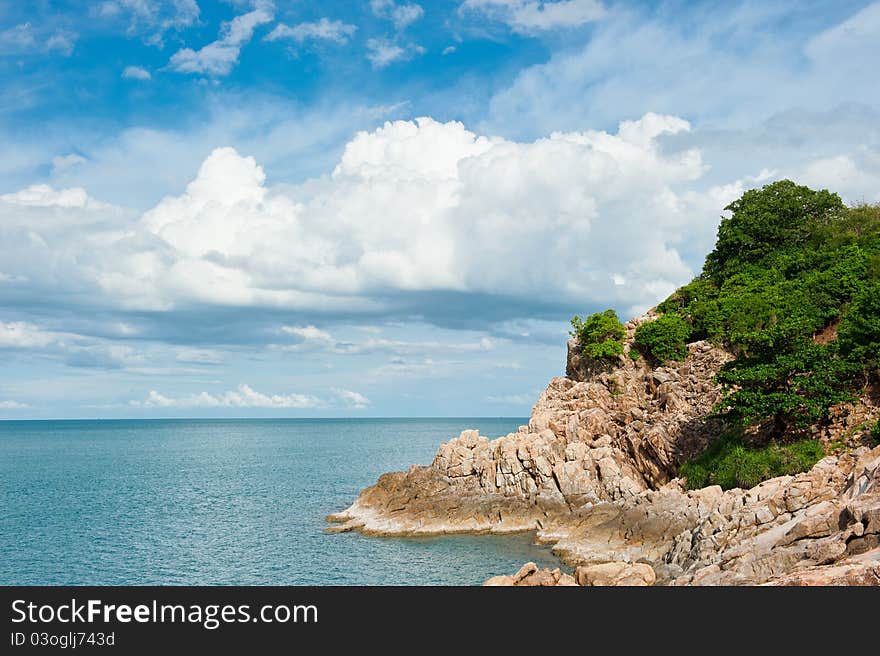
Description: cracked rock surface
328,314,880,586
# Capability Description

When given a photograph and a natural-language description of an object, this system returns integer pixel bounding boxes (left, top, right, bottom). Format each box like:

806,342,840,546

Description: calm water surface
0,418,561,585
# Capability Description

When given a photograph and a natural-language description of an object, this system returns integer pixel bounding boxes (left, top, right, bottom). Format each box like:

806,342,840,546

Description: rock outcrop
328,314,880,586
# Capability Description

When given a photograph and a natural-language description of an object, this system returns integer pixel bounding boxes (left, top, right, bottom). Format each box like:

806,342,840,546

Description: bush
872,419,880,445
679,435,825,490
570,310,626,360
634,313,691,364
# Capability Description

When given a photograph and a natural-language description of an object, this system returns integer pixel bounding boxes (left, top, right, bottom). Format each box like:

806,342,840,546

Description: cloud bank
0,114,720,325
133,384,369,409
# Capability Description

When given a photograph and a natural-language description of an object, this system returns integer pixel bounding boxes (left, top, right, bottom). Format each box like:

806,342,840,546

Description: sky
1,0,879,419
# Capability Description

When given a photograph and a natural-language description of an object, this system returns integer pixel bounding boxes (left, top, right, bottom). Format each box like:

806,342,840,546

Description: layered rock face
328,316,880,586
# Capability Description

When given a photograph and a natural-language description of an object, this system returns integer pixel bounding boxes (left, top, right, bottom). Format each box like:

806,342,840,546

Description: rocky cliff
327,315,880,586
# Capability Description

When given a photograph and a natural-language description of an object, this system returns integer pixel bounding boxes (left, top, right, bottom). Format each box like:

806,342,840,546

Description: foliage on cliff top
666,181,879,488
660,181,880,436
570,309,626,360
633,313,691,364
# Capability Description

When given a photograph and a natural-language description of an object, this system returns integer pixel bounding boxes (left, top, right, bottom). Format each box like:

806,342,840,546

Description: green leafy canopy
570,309,626,360
571,180,880,489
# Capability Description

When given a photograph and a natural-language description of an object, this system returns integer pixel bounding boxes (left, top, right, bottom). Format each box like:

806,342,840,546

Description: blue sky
1,0,879,418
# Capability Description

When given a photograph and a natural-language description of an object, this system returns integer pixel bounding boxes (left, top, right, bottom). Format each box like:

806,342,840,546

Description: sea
0,418,563,586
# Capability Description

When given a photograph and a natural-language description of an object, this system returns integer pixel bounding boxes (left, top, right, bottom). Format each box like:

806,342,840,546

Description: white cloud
0,184,97,208
0,23,37,54
796,155,880,204
122,65,152,80
96,0,200,45
168,4,273,76
0,322,146,370
51,154,87,173
282,325,335,343
134,383,331,409
0,400,29,409
0,322,60,349
371,0,425,30
333,388,370,409
265,18,357,45
46,30,77,56
0,23,77,56
442,45,456,55
366,38,404,68
460,0,605,33
3,112,880,327
484,2,880,138
366,38,424,68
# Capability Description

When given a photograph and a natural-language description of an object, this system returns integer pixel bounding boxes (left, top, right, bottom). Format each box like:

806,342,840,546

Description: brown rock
576,562,657,586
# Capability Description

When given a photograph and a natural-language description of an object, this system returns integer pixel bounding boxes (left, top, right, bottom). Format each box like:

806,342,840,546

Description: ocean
0,418,563,585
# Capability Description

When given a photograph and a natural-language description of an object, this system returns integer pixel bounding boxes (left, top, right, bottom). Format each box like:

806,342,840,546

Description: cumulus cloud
265,18,357,45
366,38,424,68
460,0,605,33
3,111,880,335
168,4,273,75
122,65,152,80
370,0,425,30
132,384,368,409
135,384,323,408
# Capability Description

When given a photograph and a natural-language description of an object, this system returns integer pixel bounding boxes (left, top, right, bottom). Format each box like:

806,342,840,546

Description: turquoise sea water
0,418,562,585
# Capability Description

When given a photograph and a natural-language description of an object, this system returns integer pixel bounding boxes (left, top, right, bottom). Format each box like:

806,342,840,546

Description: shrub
714,342,859,432
634,313,691,364
872,419,880,445
570,310,626,360
679,435,825,490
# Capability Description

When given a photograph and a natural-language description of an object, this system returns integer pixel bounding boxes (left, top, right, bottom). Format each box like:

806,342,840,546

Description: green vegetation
569,181,879,489
570,309,626,360
872,419,880,445
659,181,878,489
634,313,691,364
661,182,879,437
679,434,825,490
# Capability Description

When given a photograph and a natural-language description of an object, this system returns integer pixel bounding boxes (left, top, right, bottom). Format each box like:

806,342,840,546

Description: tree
704,180,844,278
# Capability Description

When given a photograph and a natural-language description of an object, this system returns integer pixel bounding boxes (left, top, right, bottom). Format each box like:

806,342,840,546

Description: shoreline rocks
328,314,880,586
